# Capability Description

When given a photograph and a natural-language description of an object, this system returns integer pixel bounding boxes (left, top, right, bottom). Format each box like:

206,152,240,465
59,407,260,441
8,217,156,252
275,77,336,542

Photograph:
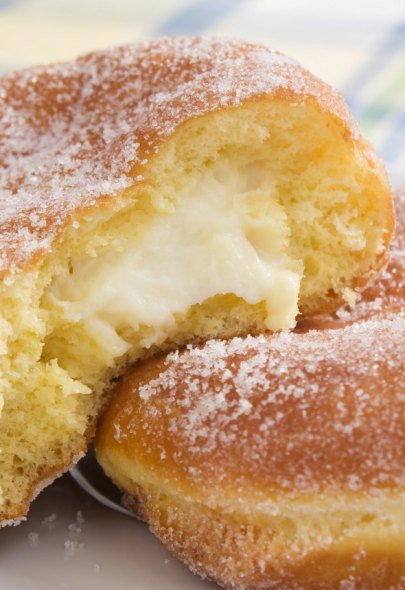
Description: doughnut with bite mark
0,37,394,525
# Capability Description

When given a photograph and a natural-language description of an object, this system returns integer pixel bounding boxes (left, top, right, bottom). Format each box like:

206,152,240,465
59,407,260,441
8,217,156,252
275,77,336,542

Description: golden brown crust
123,488,405,590
0,37,391,279
96,190,405,589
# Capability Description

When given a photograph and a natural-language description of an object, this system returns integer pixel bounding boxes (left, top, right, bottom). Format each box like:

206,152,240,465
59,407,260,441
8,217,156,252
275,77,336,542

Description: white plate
0,475,218,590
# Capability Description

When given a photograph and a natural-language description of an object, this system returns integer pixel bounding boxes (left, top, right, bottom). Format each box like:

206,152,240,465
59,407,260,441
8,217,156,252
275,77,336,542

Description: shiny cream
48,167,302,357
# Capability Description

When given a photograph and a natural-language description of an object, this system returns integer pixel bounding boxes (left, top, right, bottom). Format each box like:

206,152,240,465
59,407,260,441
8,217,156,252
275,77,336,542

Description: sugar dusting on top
133,317,405,493
120,191,405,494
0,37,356,277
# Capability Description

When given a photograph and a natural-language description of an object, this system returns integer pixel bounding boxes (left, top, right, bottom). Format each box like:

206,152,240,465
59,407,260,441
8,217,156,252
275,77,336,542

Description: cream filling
48,166,303,358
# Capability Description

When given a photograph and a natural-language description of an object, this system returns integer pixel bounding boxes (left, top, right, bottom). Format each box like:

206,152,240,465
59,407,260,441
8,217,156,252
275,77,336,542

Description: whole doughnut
96,192,405,589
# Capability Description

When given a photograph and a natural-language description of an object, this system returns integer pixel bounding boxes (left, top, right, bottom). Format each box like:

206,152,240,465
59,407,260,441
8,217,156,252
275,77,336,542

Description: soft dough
95,192,404,589
0,37,393,524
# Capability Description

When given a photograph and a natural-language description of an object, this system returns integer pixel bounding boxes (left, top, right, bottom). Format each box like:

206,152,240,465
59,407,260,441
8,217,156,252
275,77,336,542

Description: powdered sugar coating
125,317,405,495
0,37,359,277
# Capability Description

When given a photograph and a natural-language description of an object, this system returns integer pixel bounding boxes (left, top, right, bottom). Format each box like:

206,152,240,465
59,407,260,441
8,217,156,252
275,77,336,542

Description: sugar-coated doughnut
0,37,393,524
95,192,404,589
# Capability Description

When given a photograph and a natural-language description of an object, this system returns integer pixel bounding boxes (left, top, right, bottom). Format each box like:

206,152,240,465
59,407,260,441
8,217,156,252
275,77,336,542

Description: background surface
0,1,404,589
1,0,404,182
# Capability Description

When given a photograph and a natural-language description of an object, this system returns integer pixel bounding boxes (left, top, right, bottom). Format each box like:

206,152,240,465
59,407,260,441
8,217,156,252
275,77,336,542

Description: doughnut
0,37,393,524
95,191,404,589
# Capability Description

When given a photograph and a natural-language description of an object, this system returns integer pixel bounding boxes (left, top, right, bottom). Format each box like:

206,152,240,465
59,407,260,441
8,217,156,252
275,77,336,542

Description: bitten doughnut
95,193,404,589
0,37,393,524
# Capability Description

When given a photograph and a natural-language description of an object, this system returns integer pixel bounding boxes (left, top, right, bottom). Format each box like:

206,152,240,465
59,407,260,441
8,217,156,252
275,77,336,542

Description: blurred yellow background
1,0,404,181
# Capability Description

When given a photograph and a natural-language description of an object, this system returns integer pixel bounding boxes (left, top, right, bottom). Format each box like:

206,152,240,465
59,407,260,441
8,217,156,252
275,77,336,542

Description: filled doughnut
95,192,404,589
0,37,393,524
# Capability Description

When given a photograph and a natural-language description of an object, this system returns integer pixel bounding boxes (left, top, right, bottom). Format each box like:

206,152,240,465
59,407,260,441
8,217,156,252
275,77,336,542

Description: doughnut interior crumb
0,98,391,522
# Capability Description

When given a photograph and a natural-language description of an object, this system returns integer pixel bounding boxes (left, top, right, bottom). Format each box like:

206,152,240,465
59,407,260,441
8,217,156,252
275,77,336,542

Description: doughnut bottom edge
122,484,405,590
